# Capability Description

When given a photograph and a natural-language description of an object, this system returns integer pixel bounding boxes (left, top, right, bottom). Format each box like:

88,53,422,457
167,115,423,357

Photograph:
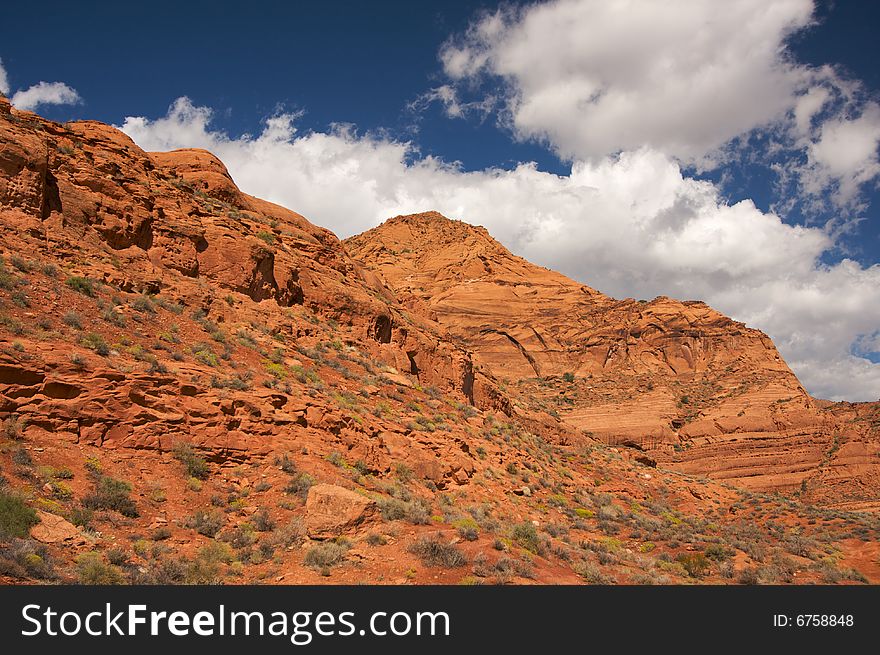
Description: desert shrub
186,542,232,584
705,543,735,561
676,552,710,578
0,538,54,579
3,414,25,440
394,462,413,483
131,295,156,314
378,496,430,524
304,541,350,570
192,343,219,367
151,526,172,541
573,560,614,584
172,442,209,480
737,567,760,585
69,506,94,528
492,556,536,580
147,558,188,584
11,447,32,466
185,509,225,537
251,509,275,532
82,476,138,517
511,522,543,555
0,491,39,540
9,256,33,273
285,473,315,499
407,535,467,568
106,548,129,566
76,552,125,584
270,518,307,548
562,372,575,383
65,276,97,297
219,525,257,550
366,533,388,546
276,453,298,474
784,533,818,558
81,333,110,356
453,517,480,541
291,365,320,384
62,311,83,329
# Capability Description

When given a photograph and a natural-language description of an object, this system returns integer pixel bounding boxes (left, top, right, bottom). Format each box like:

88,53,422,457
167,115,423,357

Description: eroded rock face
304,484,378,539
346,212,880,509
3,101,880,586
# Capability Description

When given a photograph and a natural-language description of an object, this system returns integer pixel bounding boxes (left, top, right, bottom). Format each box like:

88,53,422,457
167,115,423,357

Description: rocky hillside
346,212,880,510
1,96,879,585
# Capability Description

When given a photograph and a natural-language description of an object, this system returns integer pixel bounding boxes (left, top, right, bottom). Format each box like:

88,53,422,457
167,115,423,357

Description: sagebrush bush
82,476,138,517
304,541,349,570
75,552,125,584
511,522,543,555
65,276,97,297
407,535,467,568
172,443,209,480
0,538,54,579
378,496,430,524
185,509,225,537
0,491,39,540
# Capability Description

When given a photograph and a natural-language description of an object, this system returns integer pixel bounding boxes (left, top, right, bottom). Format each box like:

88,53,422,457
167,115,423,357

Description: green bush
131,295,156,314
676,552,710,578
81,333,110,356
185,509,224,537
65,276,97,297
704,543,735,561
378,497,430,524
452,517,479,541
0,491,39,540
573,560,614,584
511,522,543,555
172,443,209,480
76,552,125,584
0,538,54,579
285,473,315,499
82,476,138,517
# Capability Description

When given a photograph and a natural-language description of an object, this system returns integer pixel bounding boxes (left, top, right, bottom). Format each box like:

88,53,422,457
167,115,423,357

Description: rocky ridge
345,212,880,510
1,96,879,585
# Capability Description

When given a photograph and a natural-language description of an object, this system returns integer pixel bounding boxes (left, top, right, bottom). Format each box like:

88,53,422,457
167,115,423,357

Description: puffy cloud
11,81,81,111
0,58,8,95
120,98,880,401
439,0,816,164
802,102,880,206
437,0,880,210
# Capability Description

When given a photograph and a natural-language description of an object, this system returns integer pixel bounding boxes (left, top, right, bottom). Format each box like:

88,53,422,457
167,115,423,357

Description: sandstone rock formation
346,212,880,510
2,96,879,586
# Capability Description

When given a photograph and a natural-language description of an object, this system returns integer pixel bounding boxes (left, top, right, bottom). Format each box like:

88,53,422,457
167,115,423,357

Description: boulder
31,511,86,545
304,484,377,539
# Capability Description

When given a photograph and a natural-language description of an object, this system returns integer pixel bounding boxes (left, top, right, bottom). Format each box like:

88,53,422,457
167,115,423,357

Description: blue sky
2,0,880,400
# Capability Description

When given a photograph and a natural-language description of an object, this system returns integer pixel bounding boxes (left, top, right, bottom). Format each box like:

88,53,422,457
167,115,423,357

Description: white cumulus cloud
120,98,880,401
0,58,9,95
11,81,81,111
436,0,880,210
439,0,816,165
